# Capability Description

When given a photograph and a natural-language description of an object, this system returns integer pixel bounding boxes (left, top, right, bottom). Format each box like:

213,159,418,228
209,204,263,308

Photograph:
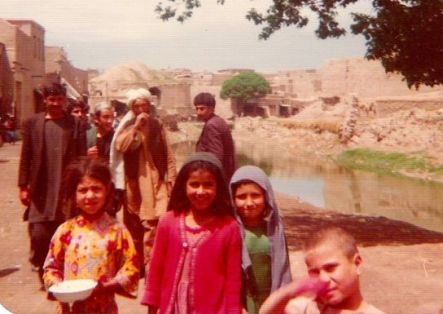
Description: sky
1,0,373,73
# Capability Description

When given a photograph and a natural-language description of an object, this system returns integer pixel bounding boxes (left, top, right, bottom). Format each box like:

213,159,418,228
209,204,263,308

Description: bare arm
259,278,328,314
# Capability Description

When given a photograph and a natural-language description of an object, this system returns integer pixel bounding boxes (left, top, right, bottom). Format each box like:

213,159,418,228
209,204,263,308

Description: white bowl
49,279,97,303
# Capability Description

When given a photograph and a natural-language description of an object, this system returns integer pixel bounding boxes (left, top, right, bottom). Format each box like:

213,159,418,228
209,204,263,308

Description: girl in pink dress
43,158,140,314
142,152,242,314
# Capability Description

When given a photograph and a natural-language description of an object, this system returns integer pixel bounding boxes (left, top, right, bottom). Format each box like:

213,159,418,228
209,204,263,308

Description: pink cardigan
142,210,242,314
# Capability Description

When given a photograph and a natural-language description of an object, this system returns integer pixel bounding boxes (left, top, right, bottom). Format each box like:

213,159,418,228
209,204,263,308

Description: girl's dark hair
60,157,114,218
168,159,232,216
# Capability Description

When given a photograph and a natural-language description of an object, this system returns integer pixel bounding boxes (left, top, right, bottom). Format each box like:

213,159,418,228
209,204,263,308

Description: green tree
155,0,443,89
220,71,271,116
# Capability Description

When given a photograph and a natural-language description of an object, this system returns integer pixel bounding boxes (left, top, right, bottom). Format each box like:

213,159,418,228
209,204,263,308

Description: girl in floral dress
142,152,242,314
43,158,140,313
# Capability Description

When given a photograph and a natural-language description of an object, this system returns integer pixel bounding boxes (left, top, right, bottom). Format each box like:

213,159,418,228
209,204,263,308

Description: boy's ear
353,253,363,275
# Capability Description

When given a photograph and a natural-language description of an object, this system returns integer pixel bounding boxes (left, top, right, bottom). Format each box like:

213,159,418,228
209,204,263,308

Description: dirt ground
1,143,443,314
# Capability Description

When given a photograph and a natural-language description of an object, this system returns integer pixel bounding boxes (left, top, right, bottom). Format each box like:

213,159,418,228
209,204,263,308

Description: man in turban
110,88,176,276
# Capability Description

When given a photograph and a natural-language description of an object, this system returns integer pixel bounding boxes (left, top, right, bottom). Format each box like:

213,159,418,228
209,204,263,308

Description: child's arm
42,226,66,290
141,214,170,308
90,279,121,296
108,227,140,298
259,277,327,314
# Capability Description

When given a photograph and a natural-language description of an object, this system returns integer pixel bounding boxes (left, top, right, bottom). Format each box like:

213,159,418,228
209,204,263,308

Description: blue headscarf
229,165,292,292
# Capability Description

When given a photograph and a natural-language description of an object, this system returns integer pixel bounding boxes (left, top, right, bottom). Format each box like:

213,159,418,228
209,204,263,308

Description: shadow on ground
281,207,443,251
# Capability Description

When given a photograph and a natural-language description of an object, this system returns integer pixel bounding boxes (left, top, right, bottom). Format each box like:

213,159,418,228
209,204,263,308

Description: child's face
76,175,108,217
304,242,361,307
186,169,217,212
234,182,266,226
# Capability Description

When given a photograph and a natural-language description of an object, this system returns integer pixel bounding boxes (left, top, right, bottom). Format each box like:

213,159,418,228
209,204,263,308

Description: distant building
0,43,14,115
0,18,90,124
0,19,45,123
45,46,89,100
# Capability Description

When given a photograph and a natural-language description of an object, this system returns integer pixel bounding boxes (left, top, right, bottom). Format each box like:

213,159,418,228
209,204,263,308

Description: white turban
126,88,154,108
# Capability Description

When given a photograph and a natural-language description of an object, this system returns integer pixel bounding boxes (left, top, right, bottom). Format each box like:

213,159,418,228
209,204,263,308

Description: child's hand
90,281,106,297
293,277,328,298
90,280,119,297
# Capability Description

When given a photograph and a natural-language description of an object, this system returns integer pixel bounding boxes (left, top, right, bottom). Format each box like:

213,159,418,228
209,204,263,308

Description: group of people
18,82,384,313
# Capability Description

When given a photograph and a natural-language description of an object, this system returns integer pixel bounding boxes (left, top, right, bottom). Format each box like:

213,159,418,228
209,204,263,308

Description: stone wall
268,58,443,101
319,58,443,98
374,99,443,118
158,83,192,114
269,69,320,98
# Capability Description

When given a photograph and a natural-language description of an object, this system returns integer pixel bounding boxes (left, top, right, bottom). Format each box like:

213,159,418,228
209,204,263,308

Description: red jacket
142,211,242,313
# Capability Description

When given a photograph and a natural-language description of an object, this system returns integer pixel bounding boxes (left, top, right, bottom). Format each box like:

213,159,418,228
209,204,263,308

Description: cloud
0,0,368,72
1,0,271,42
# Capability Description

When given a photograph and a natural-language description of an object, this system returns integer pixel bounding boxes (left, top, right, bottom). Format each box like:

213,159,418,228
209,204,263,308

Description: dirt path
0,143,442,313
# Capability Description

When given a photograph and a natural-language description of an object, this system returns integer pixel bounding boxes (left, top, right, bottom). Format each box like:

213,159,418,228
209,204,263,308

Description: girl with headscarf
230,165,292,314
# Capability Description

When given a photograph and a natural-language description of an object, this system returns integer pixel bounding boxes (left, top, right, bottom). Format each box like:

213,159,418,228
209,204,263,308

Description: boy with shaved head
260,227,384,314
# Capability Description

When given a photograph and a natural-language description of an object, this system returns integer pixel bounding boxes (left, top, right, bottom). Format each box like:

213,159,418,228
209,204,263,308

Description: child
142,152,242,313
43,158,140,314
259,227,385,314
230,165,292,314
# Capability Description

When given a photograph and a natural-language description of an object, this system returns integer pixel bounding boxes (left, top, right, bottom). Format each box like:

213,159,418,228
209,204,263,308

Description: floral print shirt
43,213,140,313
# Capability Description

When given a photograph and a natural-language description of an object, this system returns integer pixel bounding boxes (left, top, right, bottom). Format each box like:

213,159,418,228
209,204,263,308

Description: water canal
173,140,443,233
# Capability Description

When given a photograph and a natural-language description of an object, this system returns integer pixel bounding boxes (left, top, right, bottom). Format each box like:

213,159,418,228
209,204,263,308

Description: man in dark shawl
18,83,86,285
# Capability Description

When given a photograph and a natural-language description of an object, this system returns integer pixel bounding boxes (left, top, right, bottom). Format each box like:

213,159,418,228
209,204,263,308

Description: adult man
194,92,237,180
18,83,86,284
110,88,176,274
86,101,115,162
87,102,124,217
66,98,89,121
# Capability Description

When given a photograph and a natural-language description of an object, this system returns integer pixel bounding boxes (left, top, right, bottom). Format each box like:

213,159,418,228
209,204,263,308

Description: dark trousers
28,221,62,282
123,207,158,278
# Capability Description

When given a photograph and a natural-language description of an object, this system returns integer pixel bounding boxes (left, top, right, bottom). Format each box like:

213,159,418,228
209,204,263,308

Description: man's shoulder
25,112,45,123
206,115,230,129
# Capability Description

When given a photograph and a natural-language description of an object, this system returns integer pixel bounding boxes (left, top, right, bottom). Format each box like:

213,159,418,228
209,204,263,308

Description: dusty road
1,143,443,313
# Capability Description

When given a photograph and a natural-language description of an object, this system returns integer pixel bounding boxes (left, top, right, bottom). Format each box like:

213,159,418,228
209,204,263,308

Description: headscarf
229,165,292,292
183,151,223,171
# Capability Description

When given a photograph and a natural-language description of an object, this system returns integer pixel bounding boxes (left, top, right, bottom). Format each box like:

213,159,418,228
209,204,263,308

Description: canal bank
171,122,443,233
